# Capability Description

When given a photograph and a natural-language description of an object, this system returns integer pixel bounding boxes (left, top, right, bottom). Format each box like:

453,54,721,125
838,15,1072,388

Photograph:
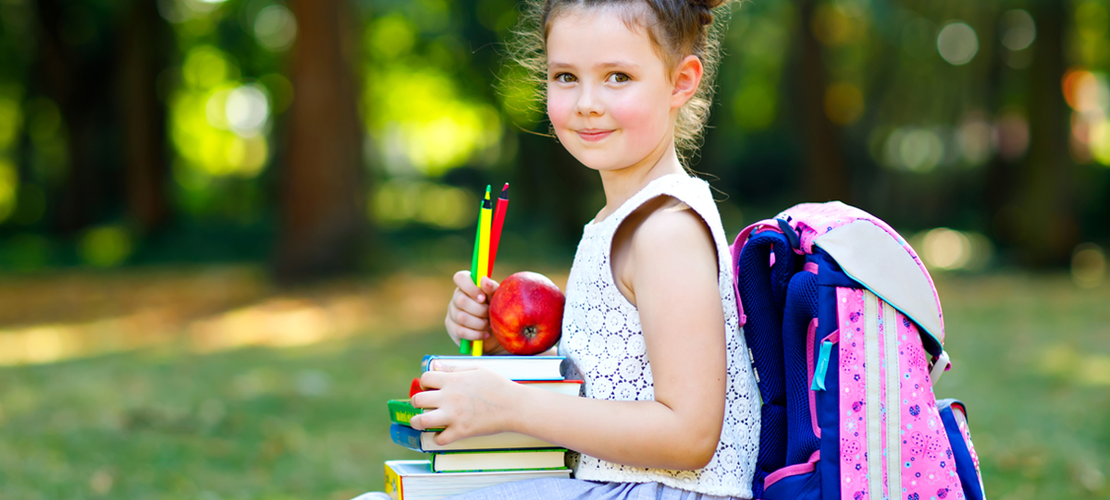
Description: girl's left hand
409,363,518,445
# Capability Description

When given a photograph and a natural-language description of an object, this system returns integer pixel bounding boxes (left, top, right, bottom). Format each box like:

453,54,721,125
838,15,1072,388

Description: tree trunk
35,0,120,233
795,0,850,204
1014,0,1077,266
116,0,170,233
276,0,367,281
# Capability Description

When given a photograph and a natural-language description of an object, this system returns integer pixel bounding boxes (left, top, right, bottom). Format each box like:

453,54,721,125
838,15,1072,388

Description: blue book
391,423,559,453
420,355,567,381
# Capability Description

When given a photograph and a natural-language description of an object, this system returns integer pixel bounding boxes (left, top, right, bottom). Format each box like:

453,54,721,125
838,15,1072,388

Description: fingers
453,271,485,302
418,370,447,391
433,426,464,446
479,277,499,297
411,409,451,434
449,306,488,333
451,291,489,325
453,324,489,342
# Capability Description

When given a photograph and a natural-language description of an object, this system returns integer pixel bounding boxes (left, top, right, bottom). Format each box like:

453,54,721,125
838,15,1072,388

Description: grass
0,269,1107,499
933,274,1110,500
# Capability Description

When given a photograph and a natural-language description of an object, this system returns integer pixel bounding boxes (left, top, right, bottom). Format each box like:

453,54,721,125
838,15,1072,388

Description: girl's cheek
610,93,665,147
547,91,572,129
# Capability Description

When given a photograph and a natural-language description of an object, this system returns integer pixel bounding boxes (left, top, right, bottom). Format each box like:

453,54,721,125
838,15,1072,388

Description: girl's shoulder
610,191,718,305
613,174,718,244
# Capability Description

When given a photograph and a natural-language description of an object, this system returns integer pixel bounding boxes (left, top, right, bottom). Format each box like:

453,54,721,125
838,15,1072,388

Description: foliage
0,0,1106,270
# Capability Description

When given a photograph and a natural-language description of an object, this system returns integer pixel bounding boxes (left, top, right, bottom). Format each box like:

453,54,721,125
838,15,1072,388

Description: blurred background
0,0,1107,498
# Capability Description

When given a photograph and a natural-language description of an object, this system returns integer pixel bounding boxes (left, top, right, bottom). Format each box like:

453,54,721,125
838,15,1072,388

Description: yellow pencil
474,186,493,356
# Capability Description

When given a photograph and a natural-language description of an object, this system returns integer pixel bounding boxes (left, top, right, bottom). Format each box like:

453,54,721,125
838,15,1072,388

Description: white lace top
558,174,760,498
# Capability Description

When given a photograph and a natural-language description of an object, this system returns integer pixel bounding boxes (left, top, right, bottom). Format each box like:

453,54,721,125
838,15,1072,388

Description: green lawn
0,271,1106,499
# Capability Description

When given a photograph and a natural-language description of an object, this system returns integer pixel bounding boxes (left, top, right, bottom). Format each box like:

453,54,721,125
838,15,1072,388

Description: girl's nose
575,84,603,117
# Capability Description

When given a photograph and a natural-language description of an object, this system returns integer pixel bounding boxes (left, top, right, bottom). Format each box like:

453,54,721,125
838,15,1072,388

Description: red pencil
487,183,509,277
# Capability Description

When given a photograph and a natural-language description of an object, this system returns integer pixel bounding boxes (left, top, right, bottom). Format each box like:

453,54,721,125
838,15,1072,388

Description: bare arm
416,207,726,470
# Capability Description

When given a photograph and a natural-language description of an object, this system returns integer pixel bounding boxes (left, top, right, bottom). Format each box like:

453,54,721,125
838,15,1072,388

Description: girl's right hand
445,270,503,354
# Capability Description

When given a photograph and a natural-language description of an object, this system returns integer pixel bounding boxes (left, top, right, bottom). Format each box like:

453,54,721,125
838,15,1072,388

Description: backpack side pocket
938,399,986,500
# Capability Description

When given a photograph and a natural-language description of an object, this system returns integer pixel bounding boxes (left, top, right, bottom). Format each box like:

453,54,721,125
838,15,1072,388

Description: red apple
489,271,566,355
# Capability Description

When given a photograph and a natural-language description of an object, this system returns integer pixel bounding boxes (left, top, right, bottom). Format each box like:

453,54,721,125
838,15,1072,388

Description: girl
405,1,759,498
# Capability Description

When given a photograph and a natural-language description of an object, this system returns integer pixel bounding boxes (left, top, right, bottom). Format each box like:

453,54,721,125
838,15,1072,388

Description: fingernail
477,294,485,303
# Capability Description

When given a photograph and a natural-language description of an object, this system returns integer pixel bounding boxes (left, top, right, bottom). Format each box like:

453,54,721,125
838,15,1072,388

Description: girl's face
545,8,682,173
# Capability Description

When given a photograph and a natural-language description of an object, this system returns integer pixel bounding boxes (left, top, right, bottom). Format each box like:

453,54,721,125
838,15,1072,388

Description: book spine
390,423,424,453
384,463,403,500
388,400,422,427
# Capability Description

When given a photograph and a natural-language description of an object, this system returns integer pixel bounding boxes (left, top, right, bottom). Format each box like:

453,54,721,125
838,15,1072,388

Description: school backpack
729,201,986,500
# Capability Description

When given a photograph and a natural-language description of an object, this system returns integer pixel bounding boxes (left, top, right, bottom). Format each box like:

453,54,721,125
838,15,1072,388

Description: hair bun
688,0,729,25
690,0,731,9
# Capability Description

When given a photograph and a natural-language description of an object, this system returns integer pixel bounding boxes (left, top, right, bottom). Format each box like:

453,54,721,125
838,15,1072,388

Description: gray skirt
445,478,742,500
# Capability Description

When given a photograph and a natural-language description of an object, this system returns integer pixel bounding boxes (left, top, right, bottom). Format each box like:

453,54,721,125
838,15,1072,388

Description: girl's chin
575,156,634,172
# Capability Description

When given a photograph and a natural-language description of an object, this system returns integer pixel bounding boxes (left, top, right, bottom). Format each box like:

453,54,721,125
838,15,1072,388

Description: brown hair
506,0,736,159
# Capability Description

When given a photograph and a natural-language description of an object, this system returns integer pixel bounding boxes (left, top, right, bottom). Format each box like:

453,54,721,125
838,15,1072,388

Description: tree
115,0,170,233
1013,0,1077,266
793,0,851,204
34,0,119,233
276,0,367,281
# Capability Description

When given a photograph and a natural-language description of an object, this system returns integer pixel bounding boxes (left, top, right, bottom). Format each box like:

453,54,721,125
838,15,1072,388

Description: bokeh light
77,225,134,268
937,22,979,66
365,67,501,177
253,4,297,51
224,84,271,137
171,46,272,179
812,2,863,47
883,127,947,172
0,159,18,223
1071,243,1107,288
370,180,477,229
1062,69,1110,166
1000,10,1036,51
367,14,416,60
957,113,993,166
913,228,993,272
824,82,864,125
994,109,1030,161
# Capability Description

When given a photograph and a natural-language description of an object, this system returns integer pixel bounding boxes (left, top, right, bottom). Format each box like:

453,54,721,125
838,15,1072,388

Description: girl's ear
670,55,704,109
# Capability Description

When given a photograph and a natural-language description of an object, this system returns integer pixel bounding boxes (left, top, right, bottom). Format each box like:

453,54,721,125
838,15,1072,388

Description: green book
388,399,443,431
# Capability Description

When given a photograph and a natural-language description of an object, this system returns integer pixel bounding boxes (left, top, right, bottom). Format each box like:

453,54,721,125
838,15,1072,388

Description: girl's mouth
577,129,614,142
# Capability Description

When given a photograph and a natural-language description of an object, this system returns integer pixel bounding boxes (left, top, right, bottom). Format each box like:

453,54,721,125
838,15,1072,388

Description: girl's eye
608,73,631,83
554,73,577,83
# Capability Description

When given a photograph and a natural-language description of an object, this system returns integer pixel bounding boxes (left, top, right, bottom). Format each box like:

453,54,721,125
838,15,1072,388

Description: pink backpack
730,202,985,500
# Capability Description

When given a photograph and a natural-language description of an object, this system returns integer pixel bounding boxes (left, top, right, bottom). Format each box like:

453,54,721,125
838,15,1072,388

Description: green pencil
460,186,491,354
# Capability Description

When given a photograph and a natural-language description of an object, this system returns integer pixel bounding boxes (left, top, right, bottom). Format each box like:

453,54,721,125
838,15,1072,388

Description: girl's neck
594,139,685,224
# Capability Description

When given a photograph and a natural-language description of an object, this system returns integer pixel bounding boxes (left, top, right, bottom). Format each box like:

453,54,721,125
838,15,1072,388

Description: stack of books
383,354,581,500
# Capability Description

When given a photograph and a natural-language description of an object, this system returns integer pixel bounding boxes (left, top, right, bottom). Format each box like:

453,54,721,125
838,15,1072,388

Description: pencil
460,186,488,355
474,186,494,356
487,183,509,277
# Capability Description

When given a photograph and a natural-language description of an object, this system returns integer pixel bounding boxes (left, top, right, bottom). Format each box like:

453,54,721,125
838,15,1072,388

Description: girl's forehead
546,7,662,68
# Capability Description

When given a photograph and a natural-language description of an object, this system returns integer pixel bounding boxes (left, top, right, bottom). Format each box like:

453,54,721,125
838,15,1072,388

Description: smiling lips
577,128,614,142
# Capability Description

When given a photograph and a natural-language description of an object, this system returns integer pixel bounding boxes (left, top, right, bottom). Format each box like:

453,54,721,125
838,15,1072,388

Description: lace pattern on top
557,174,760,498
